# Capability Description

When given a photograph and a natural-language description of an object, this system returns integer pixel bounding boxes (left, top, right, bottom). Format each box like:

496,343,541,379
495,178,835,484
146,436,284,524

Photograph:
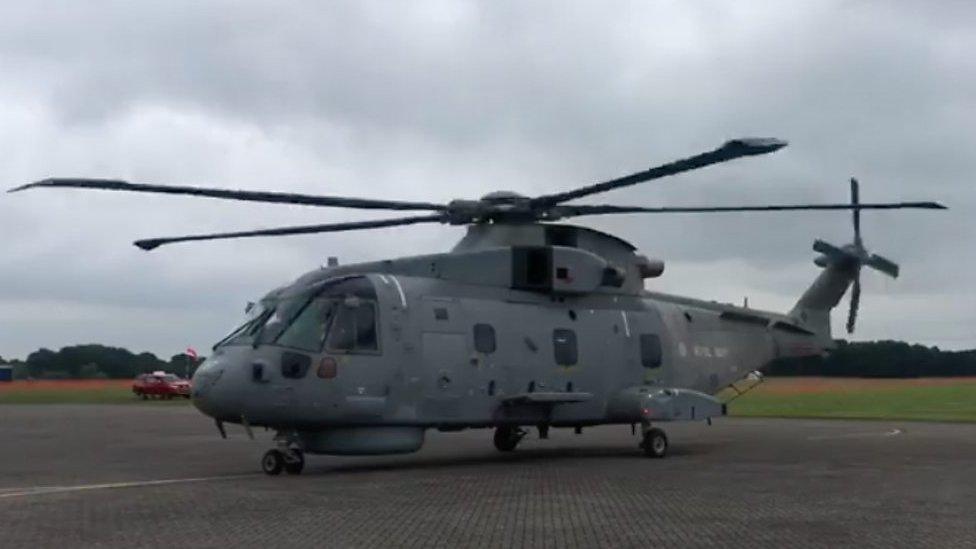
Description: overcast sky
1,1,972,360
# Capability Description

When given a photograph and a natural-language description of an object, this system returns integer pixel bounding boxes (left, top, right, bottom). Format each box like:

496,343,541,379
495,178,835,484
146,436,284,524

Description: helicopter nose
191,354,236,421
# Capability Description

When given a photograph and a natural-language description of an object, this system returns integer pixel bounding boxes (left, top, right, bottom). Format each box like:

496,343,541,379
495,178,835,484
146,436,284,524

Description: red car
133,372,191,399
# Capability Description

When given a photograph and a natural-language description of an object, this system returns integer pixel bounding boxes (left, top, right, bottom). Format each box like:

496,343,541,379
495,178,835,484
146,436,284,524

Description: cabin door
419,296,469,419
625,309,672,387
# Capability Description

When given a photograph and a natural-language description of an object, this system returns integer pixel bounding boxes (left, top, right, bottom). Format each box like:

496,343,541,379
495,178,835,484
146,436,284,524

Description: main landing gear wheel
493,426,526,452
641,427,668,458
262,448,305,475
262,449,285,475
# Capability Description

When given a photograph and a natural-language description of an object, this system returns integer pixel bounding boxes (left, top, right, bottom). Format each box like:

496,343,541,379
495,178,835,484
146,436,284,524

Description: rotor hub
479,190,529,204
443,191,538,224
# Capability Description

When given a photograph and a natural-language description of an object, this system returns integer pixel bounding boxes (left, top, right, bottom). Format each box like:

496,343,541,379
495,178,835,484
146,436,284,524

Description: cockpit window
218,276,381,353
255,296,313,346
215,300,276,348
326,301,378,352
274,298,337,352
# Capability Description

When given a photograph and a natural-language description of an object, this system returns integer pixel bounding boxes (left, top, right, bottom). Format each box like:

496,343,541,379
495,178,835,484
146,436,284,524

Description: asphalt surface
1,405,975,548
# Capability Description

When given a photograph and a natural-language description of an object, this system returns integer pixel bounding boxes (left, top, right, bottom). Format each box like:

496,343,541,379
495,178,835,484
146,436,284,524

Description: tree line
0,344,205,380
766,340,976,377
1,340,975,380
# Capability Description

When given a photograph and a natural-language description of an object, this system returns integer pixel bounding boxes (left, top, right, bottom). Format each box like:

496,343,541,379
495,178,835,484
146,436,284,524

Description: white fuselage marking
390,275,407,308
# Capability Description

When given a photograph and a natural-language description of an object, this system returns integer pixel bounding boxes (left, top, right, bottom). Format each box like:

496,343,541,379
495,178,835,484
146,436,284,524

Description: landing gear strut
493,425,527,452
640,425,668,458
262,433,306,475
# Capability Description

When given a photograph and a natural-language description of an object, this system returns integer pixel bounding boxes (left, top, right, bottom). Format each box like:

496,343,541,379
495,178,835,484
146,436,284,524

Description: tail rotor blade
846,275,861,334
866,254,900,278
851,178,861,246
813,239,847,260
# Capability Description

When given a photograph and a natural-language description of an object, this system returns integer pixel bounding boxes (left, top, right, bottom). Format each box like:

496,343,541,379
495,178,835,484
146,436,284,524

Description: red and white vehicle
132,371,191,399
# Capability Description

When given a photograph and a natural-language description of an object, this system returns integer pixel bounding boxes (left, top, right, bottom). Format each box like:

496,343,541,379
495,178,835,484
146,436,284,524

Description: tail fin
788,253,858,343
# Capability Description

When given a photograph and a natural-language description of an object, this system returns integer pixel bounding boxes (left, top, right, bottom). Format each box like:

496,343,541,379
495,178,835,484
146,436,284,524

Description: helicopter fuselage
191,224,826,456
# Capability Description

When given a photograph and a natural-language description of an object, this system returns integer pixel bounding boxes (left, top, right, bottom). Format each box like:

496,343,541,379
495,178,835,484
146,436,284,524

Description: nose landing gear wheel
641,427,668,458
261,449,285,475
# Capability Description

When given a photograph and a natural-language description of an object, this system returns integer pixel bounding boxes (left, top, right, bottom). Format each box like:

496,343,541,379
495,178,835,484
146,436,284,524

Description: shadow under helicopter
286,440,722,477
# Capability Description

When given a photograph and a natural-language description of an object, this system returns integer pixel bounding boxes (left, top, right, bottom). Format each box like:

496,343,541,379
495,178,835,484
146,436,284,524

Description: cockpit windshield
214,298,277,348
219,276,380,353
273,297,338,352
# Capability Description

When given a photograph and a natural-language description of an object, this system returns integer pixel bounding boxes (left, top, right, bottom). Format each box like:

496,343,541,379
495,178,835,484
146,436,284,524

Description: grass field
728,377,976,422
0,380,190,405
2,377,975,422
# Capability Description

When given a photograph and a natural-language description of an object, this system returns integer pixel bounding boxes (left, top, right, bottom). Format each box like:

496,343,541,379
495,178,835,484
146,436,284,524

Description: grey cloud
1,1,972,358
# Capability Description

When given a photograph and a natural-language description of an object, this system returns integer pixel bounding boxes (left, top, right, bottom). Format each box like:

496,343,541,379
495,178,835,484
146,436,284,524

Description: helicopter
10,137,945,475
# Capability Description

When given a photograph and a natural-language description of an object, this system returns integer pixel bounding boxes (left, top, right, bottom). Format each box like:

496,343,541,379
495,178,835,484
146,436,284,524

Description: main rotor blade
133,214,444,251
555,201,947,217
10,178,448,212
531,137,787,207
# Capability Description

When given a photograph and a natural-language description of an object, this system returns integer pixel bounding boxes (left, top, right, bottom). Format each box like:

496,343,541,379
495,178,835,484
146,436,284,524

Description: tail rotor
812,178,901,334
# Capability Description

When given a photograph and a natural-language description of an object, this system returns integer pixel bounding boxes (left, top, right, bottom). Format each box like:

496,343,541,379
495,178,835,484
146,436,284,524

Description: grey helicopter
11,137,945,475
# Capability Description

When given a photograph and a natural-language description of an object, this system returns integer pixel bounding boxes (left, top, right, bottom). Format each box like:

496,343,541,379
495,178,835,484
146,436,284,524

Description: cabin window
473,323,496,354
640,334,662,368
553,329,578,366
327,301,379,352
